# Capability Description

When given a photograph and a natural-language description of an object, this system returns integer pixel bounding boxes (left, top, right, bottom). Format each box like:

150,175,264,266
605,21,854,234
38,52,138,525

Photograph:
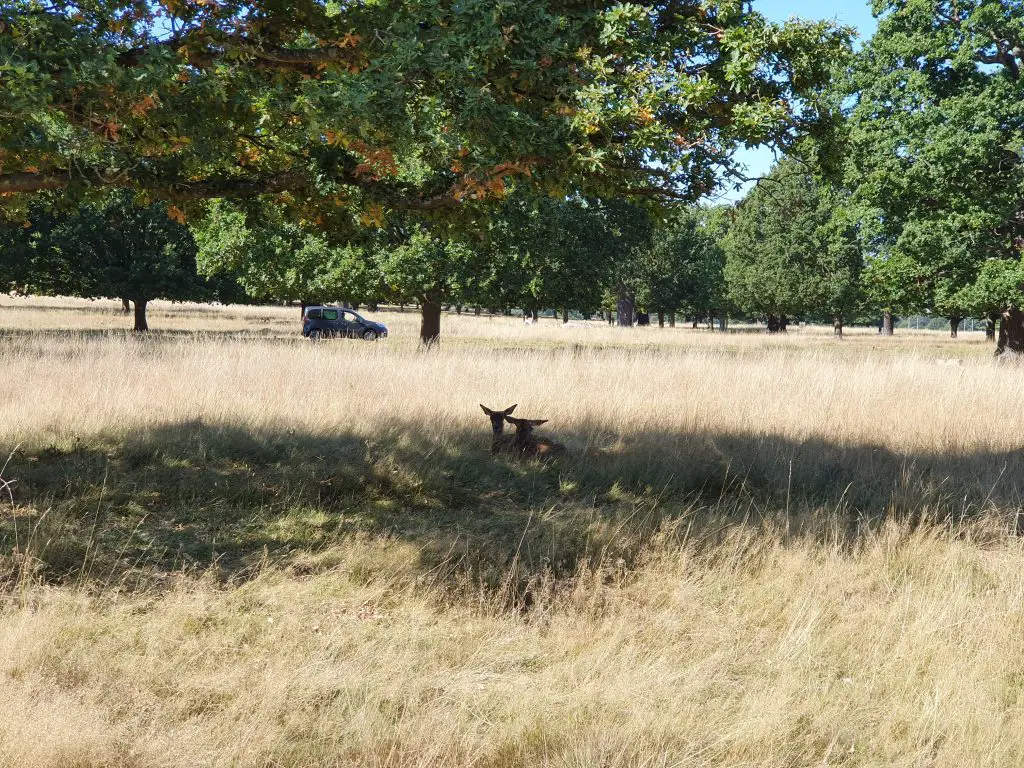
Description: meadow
2,296,1024,767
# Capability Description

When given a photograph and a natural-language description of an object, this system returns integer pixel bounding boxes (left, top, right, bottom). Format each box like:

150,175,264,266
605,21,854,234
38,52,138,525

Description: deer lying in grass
480,404,518,454
480,404,567,458
504,415,567,459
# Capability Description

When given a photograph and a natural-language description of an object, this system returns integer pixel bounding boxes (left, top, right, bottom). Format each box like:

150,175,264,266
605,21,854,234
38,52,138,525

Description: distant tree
481,197,631,322
724,162,862,334
603,201,656,327
636,207,727,327
11,192,204,331
193,201,384,313
378,226,482,345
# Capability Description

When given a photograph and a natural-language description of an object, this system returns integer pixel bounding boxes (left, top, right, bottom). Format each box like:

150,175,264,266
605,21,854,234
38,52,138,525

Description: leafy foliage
845,0,1024,322
0,1,852,222
724,162,862,324
6,191,204,328
635,207,727,320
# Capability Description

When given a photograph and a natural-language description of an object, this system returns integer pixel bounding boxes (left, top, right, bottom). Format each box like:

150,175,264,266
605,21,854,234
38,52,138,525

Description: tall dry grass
1,296,1023,767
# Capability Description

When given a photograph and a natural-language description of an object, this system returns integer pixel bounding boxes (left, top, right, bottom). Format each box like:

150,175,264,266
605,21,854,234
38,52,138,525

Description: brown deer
504,415,567,459
480,404,518,454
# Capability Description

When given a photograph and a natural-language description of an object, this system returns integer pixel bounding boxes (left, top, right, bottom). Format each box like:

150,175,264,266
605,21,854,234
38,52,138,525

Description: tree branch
0,169,310,199
116,32,362,73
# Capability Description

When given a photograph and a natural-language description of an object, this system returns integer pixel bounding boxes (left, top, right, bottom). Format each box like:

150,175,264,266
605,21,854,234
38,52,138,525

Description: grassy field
2,295,1023,767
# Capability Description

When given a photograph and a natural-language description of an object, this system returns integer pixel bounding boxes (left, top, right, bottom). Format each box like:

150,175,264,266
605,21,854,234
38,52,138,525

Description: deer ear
480,404,493,415
504,415,522,425
504,404,518,415
529,419,548,426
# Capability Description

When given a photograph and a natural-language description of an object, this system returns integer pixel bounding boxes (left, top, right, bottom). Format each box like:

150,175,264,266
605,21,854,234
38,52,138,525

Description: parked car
302,306,388,341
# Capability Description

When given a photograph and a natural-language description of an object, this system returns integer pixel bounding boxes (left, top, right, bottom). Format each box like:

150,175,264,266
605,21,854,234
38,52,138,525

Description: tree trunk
121,297,131,314
882,311,894,336
780,315,789,332
616,293,635,327
399,303,405,312
531,309,539,322
420,300,442,347
767,315,781,333
719,314,728,332
949,316,962,339
474,306,481,316
833,316,844,338
300,301,308,319
996,308,1024,356
691,318,699,329
657,311,665,328
456,305,462,315
986,312,998,341
351,302,360,311
133,299,149,332
367,302,379,312
669,312,676,328
562,307,569,324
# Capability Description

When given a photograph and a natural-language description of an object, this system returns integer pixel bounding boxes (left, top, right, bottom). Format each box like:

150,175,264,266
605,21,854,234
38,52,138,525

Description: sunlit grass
0,295,1021,767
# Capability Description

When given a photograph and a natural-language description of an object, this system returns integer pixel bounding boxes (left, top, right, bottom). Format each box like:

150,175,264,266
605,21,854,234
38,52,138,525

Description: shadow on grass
1,419,1022,592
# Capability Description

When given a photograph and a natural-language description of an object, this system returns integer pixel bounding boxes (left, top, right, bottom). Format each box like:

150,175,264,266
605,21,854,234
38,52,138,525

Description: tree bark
474,306,481,316
986,312,999,341
767,315,781,333
882,311,894,336
691,318,699,329
367,302,379,312
780,315,789,332
949,316,963,339
616,293,635,327
121,297,131,314
833,316,844,338
133,299,149,332
562,307,569,324
719,314,728,332
657,311,665,328
420,300,442,347
996,308,1024,356
669,312,676,328
531,309,539,322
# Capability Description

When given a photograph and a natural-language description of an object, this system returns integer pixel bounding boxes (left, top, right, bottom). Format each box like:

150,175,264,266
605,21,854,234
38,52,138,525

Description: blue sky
716,0,879,202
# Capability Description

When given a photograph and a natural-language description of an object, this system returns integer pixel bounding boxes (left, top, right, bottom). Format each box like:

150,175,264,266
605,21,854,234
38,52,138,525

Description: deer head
480,404,517,435
504,415,548,437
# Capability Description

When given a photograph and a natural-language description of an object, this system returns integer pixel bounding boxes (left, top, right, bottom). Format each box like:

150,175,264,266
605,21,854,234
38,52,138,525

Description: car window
306,308,321,320
342,311,360,323
322,309,339,321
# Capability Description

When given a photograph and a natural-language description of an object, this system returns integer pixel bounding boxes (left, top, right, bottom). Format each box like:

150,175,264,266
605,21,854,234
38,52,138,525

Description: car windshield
343,311,364,322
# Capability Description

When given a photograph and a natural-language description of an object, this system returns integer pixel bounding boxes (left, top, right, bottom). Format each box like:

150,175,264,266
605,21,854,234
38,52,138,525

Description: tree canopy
5,190,204,329
1,1,851,217
724,161,862,333
845,0,1024,347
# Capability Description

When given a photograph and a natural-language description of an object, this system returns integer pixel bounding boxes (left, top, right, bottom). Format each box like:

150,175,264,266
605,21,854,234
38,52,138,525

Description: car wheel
361,328,378,341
